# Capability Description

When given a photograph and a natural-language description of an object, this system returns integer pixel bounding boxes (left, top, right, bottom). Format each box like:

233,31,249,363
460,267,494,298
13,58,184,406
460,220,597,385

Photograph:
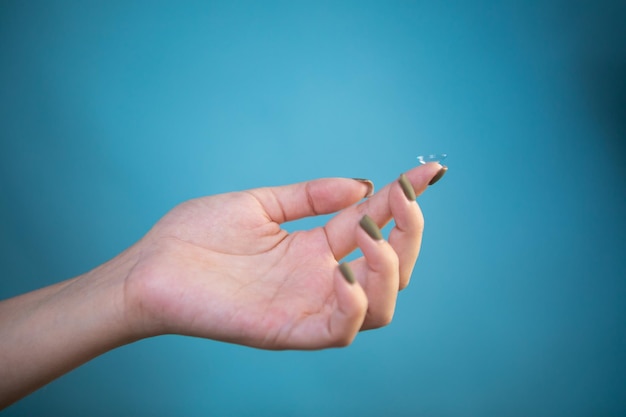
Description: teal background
1,1,625,415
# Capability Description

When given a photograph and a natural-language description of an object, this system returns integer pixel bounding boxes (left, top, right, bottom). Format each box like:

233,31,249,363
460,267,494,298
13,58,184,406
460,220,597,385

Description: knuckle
333,332,356,348
416,210,425,230
379,311,394,327
365,310,395,329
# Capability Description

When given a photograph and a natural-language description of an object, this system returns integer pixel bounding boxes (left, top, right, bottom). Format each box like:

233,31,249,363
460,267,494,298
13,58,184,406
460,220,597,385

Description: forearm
0,249,139,409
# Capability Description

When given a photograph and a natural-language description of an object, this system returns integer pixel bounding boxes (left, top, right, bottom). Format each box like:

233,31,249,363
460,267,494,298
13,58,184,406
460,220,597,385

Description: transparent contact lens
417,153,447,165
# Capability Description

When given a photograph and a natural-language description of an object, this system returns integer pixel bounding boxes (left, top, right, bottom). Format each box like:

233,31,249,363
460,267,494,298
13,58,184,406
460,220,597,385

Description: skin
0,162,445,409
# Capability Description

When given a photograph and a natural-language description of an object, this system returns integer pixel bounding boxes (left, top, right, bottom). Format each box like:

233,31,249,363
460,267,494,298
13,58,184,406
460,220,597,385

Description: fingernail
398,173,416,201
339,263,355,284
353,178,374,197
428,166,448,186
359,214,383,241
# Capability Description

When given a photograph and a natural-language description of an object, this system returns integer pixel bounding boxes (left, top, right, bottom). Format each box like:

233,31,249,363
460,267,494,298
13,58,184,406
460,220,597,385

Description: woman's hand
0,163,446,408
122,163,447,349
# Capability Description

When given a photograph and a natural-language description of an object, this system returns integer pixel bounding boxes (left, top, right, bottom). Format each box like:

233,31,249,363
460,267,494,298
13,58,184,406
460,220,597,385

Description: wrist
82,245,146,344
0,246,143,408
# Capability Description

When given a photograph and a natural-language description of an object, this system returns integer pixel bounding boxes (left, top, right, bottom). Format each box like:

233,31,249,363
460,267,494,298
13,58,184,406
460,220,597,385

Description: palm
130,190,352,349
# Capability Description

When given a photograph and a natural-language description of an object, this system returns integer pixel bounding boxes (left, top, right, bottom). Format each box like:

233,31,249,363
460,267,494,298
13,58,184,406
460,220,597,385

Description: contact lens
417,153,447,165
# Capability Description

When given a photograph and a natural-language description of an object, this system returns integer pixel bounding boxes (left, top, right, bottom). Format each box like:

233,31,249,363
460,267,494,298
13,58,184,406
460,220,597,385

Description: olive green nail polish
429,166,448,186
359,215,383,241
339,263,355,284
399,173,416,201
353,178,374,197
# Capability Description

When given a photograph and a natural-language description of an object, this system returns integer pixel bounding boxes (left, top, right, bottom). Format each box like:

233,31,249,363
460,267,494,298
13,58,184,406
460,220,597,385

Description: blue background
2,1,625,415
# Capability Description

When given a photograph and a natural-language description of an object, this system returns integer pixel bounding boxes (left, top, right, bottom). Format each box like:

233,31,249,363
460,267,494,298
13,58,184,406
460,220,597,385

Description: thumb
248,178,374,224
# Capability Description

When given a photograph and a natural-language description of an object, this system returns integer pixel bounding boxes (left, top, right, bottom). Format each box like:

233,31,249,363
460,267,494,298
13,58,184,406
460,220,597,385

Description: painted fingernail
353,178,374,197
398,173,416,201
359,215,383,241
339,263,355,284
429,166,448,185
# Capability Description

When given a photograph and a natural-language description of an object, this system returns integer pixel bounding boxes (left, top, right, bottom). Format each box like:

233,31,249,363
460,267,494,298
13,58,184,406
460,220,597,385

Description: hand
122,163,446,349
0,163,446,407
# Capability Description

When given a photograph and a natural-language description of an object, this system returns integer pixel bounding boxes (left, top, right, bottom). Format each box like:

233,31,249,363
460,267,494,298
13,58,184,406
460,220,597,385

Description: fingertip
336,263,366,305
356,217,398,276
398,173,416,201
428,165,448,185
339,262,356,285
359,215,384,241
352,178,374,198
331,264,367,345
308,178,376,214
402,162,447,197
